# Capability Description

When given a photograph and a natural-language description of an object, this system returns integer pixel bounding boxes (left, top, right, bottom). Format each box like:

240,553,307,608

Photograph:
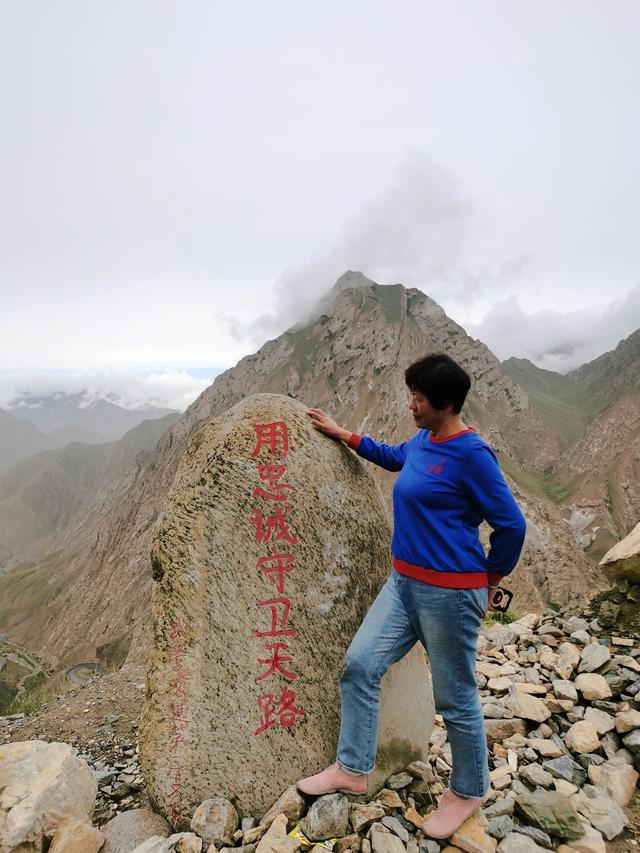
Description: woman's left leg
400,577,489,799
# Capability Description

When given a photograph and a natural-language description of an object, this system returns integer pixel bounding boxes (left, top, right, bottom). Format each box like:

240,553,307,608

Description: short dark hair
405,353,471,413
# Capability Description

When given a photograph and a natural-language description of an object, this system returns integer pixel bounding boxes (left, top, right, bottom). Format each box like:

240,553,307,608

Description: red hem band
488,572,503,587
428,427,476,444
393,557,489,589
347,433,362,449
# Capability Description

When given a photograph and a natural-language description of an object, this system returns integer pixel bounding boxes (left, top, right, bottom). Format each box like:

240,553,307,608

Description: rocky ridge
2,604,639,852
504,328,640,565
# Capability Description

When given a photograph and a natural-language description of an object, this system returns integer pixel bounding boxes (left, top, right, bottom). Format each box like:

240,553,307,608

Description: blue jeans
337,570,489,798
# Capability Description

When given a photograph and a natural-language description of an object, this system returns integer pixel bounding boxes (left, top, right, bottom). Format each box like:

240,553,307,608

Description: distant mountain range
0,393,177,473
504,328,640,561
0,272,636,678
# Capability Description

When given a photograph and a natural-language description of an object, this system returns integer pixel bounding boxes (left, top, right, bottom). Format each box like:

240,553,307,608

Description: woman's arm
463,444,527,585
307,408,409,472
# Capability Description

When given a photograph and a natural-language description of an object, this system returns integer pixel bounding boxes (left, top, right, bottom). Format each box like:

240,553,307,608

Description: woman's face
408,390,447,431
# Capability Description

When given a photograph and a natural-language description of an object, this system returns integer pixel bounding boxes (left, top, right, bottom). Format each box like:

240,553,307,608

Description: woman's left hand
487,587,501,612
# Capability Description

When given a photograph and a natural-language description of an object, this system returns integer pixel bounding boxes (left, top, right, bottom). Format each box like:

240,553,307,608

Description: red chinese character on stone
255,687,306,735
254,597,297,639
168,731,188,752
169,676,191,699
250,506,298,544
169,804,185,824
170,644,187,672
171,700,189,721
252,422,289,458
253,464,295,502
256,548,296,593
167,779,183,798
169,618,186,641
255,641,298,682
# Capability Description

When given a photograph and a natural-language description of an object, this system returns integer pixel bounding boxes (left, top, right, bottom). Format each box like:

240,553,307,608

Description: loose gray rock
542,756,586,786
573,786,628,840
190,797,239,848
578,643,611,673
486,814,513,839
484,719,528,748
574,673,612,700
380,817,408,842
301,794,349,841
386,772,413,790
418,841,440,853
503,692,551,723
551,680,578,702
370,831,405,853
497,832,548,852
221,846,257,853
519,764,554,788
349,805,387,833
261,786,305,829
514,791,584,840
102,809,172,853
484,798,515,818
514,825,552,848
583,707,615,735
623,729,640,752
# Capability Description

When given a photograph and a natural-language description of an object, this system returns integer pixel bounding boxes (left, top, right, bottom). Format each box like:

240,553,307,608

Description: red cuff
347,433,362,449
488,572,503,587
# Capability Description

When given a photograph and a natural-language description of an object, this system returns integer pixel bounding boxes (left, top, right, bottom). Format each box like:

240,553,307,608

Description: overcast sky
1,1,639,409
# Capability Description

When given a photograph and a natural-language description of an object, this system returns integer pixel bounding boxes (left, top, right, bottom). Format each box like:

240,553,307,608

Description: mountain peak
332,270,379,292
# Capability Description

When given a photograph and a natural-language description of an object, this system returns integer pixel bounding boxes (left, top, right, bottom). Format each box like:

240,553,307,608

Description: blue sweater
348,428,526,588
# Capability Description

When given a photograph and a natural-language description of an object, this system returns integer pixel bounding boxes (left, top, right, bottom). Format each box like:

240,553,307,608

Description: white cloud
0,369,217,413
468,285,640,372
233,151,529,344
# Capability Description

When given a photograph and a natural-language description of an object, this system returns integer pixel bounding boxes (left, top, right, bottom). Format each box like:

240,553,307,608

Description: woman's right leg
337,573,418,773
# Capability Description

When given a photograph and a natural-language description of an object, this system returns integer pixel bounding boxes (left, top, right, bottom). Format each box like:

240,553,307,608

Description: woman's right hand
307,408,350,442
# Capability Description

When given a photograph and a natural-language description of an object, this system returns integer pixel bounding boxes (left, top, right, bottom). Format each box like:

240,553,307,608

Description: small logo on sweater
427,458,446,475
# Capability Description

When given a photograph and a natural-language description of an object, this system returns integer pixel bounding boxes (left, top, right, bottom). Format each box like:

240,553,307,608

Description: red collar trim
428,427,475,444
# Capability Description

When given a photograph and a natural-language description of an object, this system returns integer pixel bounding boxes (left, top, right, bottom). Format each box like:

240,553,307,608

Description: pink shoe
297,762,368,796
421,789,481,839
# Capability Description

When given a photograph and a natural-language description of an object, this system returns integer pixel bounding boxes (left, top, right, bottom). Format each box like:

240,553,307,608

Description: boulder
255,814,300,853
103,808,172,853
140,394,433,823
514,791,584,840
370,831,405,853
587,760,639,805
450,811,496,852
577,644,610,673
190,798,238,848
300,794,349,841
571,787,628,840
484,719,527,749
0,740,98,853
503,692,550,723
614,708,640,732
564,721,600,754
260,786,305,830
47,818,104,853
599,520,640,582
574,674,611,701
497,835,547,852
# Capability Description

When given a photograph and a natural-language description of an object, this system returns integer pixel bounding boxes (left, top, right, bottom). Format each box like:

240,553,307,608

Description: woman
297,353,527,839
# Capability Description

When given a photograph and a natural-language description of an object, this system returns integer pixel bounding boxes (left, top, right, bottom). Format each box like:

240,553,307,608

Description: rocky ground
1,606,639,852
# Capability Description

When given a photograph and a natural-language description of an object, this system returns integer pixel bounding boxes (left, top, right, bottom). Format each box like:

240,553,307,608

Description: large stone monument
140,394,433,827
